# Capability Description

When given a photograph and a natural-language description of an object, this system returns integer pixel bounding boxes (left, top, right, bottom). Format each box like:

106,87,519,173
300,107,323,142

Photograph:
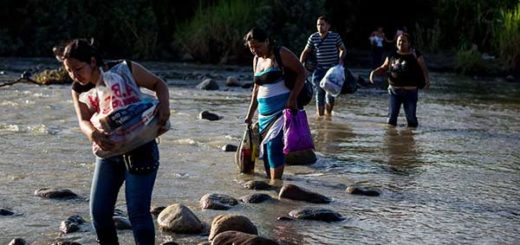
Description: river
1,58,519,244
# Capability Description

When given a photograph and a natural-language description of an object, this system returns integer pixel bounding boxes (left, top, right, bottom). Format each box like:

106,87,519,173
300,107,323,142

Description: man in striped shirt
300,16,346,117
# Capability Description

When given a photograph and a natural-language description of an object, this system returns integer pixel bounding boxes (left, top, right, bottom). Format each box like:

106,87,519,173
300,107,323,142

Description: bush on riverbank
455,47,489,75
174,0,258,64
33,68,72,85
173,0,322,64
495,5,520,73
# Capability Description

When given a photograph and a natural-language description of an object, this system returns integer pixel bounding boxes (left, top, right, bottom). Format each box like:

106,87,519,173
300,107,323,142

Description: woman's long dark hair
53,38,104,66
243,27,275,53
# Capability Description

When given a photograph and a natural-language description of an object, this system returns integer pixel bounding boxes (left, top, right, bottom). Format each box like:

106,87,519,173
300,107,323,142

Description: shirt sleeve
78,88,99,112
305,34,314,50
335,33,344,48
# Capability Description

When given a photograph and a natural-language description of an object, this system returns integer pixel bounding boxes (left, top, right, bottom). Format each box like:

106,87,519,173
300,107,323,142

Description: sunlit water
1,59,519,244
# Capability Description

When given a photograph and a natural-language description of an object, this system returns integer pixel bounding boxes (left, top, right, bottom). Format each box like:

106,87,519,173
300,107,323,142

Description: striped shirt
306,31,344,69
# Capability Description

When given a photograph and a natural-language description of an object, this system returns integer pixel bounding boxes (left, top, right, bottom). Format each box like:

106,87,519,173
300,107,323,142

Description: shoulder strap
273,47,286,75
253,56,259,73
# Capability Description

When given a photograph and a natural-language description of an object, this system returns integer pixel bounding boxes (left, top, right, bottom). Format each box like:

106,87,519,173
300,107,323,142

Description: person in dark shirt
369,33,430,127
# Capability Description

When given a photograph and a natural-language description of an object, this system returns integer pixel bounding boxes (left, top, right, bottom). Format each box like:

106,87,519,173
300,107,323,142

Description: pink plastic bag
283,109,314,155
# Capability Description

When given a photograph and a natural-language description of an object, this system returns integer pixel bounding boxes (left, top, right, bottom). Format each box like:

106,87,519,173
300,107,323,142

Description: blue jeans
312,68,335,107
90,141,159,245
388,87,419,127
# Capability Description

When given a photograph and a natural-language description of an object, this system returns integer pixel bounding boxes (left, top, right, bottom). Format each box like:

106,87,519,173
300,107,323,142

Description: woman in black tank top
368,33,430,127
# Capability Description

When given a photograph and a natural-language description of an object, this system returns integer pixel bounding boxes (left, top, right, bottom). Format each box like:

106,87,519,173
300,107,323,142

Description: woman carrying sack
54,38,170,244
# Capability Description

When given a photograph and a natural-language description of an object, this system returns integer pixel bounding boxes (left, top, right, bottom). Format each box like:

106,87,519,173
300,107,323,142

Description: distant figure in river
243,27,305,180
369,26,392,69
53,38,170,244
300,16,346,117
369,33,430,127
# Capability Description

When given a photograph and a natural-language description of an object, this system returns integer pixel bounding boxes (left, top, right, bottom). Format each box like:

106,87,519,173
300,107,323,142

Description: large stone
200,193,238,210
285,149,317,165
196,78,219,90
240,193,272,204
199,111,222,121
34,188,78,199
278,184,331,204
222,144,238,152
8,238,27,245
212,231,279,245
243,180,271,190
225,76,241,87
59,215,86,234
157,204,203,233
346,186,381,197
208,215,258,241
0,208,15,216
288,208,344,222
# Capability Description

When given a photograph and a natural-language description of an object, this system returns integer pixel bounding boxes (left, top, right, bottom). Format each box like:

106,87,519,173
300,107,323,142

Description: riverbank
346,49,518,81
1,53,517,88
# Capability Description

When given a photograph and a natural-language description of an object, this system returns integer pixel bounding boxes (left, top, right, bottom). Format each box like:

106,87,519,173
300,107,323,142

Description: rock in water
289,208,344,222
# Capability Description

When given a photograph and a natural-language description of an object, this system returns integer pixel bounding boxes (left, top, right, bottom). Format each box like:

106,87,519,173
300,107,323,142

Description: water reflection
383,127,422,174
271,221,304,245
311,117,355,155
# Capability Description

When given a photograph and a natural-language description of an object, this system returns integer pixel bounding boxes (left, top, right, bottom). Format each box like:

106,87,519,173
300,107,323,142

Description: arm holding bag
92,97,170,158
283,109,314,155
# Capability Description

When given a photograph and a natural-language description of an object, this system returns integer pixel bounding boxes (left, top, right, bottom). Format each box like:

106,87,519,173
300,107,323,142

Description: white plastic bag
319,65,345,97
92,97,170,158
79,61,170,158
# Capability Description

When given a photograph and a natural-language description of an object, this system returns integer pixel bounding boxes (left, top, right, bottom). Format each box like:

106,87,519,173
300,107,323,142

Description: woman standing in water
369,33,430,127
54,39,170,244
243,28,305,180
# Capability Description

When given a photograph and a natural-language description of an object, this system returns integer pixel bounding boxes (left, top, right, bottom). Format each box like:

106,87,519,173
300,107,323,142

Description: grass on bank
174,0,258,63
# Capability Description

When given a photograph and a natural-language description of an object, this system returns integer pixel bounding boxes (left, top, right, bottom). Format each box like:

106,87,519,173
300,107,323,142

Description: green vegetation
495,4,520,72
173,0,322,63
414,20,441,53
174,0,257,63
0,0,517,76
455,47,488,75
33,68,72,85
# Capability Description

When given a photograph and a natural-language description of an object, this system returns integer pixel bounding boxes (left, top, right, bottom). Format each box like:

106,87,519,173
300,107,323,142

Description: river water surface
1,58,519,244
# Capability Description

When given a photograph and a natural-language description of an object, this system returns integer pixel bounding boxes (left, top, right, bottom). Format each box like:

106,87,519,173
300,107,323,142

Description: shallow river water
1,58,519,244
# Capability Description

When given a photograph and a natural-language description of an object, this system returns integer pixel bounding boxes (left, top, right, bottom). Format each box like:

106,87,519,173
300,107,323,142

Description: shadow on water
382,127,423,175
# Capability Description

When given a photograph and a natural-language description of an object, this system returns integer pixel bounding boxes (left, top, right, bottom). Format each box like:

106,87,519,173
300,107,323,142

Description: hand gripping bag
81,61,170,158
92,97,170,158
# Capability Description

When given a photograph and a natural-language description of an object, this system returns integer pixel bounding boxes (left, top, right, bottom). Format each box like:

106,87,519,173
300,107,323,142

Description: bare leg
317,105,325,116
270,166,284,180
325,103,334,116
